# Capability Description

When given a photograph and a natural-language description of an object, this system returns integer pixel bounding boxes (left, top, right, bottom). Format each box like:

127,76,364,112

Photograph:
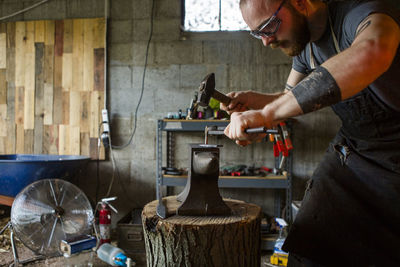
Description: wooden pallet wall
0,18,105,159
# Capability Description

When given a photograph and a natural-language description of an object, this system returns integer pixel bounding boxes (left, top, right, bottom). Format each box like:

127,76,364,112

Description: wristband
291,66,342,114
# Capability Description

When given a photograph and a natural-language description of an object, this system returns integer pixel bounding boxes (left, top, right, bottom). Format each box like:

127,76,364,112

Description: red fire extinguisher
97,197,118,245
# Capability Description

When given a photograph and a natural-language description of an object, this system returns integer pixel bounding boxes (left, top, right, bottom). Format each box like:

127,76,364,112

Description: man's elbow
361,38,399,73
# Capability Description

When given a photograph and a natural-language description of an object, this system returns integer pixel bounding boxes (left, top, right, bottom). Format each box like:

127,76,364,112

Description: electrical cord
0,0,50,21
111,0,155,149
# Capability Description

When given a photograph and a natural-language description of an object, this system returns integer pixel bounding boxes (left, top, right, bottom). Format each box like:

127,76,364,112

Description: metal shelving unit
156,119,293,249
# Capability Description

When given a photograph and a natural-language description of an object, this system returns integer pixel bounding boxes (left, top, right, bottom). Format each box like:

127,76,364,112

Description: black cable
111,0,155,149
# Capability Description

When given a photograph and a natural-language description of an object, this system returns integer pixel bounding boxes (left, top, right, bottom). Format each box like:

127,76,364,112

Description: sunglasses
250,0,286,39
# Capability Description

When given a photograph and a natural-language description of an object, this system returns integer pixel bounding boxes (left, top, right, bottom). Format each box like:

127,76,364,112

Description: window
183,0,249,32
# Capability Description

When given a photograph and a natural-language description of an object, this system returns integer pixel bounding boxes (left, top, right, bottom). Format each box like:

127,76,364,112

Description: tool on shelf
188,73,231,119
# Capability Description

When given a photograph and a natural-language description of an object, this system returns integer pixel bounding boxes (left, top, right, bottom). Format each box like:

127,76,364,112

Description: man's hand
224,110,272,146
220,91,251,114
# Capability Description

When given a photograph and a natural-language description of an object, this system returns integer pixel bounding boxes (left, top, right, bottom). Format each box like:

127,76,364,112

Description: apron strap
309,6,341,70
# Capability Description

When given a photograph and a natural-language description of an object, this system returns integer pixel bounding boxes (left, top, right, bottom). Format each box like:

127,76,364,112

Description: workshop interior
0,0,399,266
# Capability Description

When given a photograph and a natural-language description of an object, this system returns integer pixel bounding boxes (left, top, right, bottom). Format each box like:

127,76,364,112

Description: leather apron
282,12,400,267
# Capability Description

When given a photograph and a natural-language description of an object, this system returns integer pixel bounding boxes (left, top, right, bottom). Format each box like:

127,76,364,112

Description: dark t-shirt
292,0,400,111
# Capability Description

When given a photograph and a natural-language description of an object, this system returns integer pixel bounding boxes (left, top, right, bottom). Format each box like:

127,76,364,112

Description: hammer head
197,73,215,107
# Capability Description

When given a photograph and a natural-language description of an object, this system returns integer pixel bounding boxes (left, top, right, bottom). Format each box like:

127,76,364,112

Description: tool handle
245,127,279,134
212,90,232,105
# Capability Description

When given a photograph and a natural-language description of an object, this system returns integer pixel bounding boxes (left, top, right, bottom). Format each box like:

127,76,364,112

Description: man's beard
271,7,311,57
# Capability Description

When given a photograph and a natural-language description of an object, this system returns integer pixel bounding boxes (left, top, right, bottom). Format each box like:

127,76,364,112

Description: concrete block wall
1,0,341,223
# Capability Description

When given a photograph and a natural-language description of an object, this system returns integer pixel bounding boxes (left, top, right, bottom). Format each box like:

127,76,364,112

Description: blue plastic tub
0,154,90,197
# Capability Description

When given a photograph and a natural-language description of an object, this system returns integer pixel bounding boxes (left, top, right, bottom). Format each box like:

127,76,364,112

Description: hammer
197,73,231,107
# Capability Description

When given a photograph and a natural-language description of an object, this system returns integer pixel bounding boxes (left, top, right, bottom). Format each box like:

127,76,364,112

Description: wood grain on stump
142,196,261,267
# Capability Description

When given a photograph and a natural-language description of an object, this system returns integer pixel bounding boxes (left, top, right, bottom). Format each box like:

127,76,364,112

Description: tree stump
142,196,261,267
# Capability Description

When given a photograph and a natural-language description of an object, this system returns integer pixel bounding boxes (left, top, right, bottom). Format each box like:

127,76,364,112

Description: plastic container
97,243,127,267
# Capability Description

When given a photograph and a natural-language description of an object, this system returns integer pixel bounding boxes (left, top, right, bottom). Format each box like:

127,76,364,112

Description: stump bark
142,196,261,267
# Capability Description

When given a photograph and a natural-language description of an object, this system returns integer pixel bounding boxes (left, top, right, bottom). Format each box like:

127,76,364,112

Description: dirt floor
0,206,275,267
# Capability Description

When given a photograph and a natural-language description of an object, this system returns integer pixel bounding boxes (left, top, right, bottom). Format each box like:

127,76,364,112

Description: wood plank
63,19,73,53
43,45,54,126
59,124,69,155
72,19,83,91
43,83,53,125
24,22,36,129
93,18,105,49
61,53,72,91
80,132,90,156
55,20,63,57
6,121,15,154
34,43,44,154
0,104,7,137
62,91,70,125
83,19,94,92
44,20,55,45
0,23,5,33
90,137,99,159
0,137,5,154
70,126,80,155
0,195,14,206
15,86,24,125
6,22,15,49
6,22,15,85
24,129,34,153
15,22,25,88
0,69,6,104
24,89,35,129
16,123,24,153
43,125,58,154
34,115,43,154
69,91,80,126
0,33,6,68
94,48,104,91
80,91,89,133
35,43,44,117
34,20,45,43
53,55,63,124
25,21,35,53
89,90,100,138
44,45,54,84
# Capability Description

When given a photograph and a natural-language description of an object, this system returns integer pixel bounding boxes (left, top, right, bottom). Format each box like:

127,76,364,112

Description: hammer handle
212,90,232,105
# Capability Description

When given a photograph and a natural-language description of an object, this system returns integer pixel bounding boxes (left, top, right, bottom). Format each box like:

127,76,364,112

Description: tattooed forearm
355,19,371,38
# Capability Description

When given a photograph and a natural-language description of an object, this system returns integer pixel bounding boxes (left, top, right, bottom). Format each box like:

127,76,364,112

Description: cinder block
132,19,150,41
132,42,155,66
152,18,181,41
109,43,134,65
206,64,228,90
110,19,133,43
66,0,104,18
143,65,180,90
179,64,207,88
0,2,24,21
111,0,134,20
22,0,67,20
154,41,202,65
132,0,151,20
155,0,181,18
109,66,132,89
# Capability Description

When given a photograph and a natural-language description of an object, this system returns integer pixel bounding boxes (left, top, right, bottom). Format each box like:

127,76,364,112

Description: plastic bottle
97,243,134,267
274,218,288,255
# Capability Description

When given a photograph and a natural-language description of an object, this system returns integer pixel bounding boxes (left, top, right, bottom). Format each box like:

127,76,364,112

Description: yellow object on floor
270,252,288,266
